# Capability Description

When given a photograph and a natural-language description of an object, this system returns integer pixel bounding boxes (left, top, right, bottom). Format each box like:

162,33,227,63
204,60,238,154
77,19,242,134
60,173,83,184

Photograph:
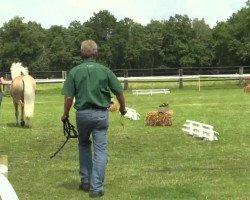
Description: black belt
78,107,107,111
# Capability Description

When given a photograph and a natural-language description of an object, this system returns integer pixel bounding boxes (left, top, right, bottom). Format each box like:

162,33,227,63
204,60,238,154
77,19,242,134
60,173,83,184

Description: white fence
119,74,250,90
182,120,219,141
4,73,248,91
123,107,140,120
132,89,170,95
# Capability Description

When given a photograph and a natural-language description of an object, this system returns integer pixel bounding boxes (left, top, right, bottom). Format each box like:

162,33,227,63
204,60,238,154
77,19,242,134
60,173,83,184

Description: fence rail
2,66,250,79
2,66,250,91
112,66,250,77
29,73,250,91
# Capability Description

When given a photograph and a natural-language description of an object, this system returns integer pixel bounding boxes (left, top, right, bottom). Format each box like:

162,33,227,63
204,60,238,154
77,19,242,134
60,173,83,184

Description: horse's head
10,62,29,80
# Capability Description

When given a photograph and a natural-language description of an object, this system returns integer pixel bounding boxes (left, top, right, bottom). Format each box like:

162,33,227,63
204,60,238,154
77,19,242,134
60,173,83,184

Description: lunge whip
50,119,78,159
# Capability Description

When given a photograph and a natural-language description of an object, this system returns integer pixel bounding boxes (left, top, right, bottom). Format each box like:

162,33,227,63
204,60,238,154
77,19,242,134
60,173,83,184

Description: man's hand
119,107,127,116
61,114,69,122
116,93,126,116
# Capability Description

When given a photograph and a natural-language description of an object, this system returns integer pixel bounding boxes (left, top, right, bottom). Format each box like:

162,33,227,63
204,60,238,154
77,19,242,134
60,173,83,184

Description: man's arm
0,77,12,85
115,92,126,115
61,96,74,122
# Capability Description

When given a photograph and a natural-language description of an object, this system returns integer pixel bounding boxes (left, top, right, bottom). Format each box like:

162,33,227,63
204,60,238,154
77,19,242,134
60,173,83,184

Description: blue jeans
76,109,109,193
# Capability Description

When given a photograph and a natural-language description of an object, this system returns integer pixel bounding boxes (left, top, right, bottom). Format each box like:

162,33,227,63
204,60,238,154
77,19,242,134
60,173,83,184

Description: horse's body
10,63,36,127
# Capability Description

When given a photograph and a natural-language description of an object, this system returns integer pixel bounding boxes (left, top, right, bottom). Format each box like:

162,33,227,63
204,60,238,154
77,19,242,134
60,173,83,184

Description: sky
0,0,247,29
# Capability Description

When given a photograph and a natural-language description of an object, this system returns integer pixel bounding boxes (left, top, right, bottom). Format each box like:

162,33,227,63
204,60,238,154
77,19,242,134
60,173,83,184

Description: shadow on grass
6,123,31,128
6,123,19,127
58,179,80,191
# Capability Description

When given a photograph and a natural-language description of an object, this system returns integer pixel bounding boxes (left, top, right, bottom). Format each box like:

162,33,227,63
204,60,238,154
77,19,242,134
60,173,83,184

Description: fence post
124,69,128,90
239,66,244,86
0,155,8,179
62,71,67,79
179,68,183,89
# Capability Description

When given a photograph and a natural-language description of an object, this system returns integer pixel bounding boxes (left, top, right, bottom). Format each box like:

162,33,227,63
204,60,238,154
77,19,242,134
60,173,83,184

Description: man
61,40,126,198
0,73,11,107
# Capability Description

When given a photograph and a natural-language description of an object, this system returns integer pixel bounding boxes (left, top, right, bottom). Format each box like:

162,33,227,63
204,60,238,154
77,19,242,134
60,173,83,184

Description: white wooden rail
10,73,249,92
118,74,250,91
132,89,170,95
3,74,250,84
0,156,19,200
0,174,19,200
2,74,247,92
124,107,140,120
182,120,219,141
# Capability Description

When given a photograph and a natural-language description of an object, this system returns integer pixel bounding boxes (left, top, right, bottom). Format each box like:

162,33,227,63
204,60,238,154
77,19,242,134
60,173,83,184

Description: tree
191,18,215,67
84,10,117,66
0,17,45,71
107,18,131,68
213,3,250,66
227,5,250,65
1,6,249,72
162,15,194,67
247,0,250,6
85,10,117,42
45,25,73,70
143,20,165,68
68,21,96,66
123,20,145,69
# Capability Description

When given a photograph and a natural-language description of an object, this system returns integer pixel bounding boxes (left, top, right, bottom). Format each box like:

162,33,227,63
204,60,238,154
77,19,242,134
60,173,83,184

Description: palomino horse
10,63,36,127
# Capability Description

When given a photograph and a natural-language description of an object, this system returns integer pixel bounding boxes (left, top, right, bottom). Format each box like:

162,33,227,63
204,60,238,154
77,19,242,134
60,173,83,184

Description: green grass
0,82,250,200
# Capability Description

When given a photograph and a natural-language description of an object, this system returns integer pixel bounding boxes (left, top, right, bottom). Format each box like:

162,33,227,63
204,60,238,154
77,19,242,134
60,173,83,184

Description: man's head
81,40,98,59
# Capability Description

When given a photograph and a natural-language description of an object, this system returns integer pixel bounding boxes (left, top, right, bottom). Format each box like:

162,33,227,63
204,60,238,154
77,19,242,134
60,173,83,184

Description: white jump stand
182,120,219,141
132,89,170,95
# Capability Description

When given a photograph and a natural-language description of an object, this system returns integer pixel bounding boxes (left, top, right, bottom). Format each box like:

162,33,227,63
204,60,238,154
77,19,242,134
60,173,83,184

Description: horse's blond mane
10,62,29,80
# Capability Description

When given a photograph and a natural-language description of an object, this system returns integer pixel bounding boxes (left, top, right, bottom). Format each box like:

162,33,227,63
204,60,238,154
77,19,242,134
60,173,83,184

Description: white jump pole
0,155,19,200
0,155,8,178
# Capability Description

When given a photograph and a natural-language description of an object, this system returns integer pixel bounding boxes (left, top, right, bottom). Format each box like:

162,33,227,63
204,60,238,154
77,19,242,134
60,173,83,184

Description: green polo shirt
62,60,123,110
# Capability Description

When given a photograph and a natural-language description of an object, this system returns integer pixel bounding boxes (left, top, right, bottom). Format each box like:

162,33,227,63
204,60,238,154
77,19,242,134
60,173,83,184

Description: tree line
0,1,249,72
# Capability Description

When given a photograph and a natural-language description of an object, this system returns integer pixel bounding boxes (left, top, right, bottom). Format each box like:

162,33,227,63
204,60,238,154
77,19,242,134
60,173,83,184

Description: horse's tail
10,62,29,80
23,75,36,118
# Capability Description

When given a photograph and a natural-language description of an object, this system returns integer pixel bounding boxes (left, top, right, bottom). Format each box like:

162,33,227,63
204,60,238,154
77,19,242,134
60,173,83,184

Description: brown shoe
79,183,90,192
89,191,104,198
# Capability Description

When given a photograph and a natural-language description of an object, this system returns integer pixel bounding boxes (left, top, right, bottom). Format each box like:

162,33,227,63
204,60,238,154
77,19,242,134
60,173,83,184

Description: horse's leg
14,102,19,126
26,117,30,127
20,103,25,127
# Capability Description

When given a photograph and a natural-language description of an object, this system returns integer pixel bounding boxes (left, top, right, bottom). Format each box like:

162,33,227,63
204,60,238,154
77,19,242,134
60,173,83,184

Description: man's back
62,60,123,110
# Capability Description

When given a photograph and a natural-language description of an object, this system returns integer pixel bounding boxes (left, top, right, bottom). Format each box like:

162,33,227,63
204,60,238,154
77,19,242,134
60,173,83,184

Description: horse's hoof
21,121,25,127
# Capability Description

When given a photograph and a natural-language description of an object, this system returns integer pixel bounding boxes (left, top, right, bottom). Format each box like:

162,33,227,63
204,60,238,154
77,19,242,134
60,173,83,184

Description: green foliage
213,4,250,66
142,21,165,68
0,4,250,72
0,17,45,71
159,102,168,107
162,15,194,67
85,10,117,42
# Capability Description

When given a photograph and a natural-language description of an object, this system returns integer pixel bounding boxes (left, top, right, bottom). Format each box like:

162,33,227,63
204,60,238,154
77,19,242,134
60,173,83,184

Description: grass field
0,81,250,200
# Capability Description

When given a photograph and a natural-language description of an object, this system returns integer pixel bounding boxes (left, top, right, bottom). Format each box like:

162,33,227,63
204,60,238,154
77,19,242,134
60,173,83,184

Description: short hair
81,40,98,59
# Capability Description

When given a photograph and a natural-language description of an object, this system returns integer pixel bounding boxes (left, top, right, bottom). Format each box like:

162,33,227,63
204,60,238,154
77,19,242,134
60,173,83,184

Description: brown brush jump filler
108,99,118,112
244,84,250,93
146,103,173,126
